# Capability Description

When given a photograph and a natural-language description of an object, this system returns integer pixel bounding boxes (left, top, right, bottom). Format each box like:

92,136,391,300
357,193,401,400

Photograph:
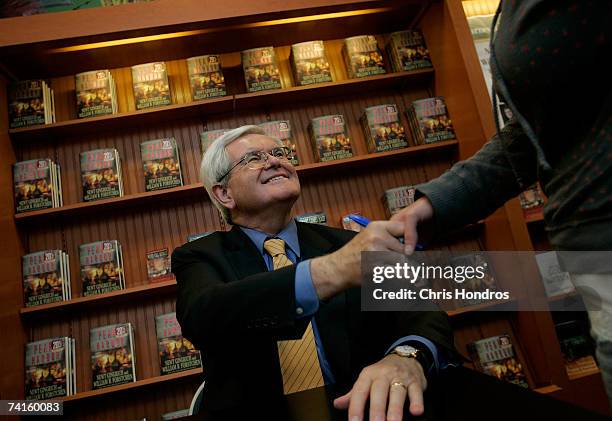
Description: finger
348,377,372,421
387,382,408,421
368,379,389,421
401,215,419,255
333,390,351,410
407,381,425,416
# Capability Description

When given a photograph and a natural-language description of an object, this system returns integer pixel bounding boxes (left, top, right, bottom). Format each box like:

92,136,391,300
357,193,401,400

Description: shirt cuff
386,335,445,373
294,260,319,318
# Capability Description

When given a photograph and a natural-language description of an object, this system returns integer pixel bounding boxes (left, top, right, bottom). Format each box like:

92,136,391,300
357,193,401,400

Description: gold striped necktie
263,238,325,394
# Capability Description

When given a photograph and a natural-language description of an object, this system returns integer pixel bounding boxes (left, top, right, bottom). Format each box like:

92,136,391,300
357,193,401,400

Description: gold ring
390,381,407,391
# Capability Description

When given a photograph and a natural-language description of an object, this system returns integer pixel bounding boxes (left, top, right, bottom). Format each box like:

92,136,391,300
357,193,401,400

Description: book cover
408,97,456,144
342,213,364,232
309,114,353,162
140,138,183,191
186,55,227,100
22,250,64,307
13,159,54,213
290,40,333,86
535,252,575,298
90,323,136,389
75,70,115,118
468,334,529,388
450,253,499,307
241,47,282,92
80,148,122,201
79,240,123,296
25,337,69,400
361,104,408,153
386,30,433,72
8,80,46,128
155,312,202,375
161,409,191,420
131,62,172,110
186,232,213,243
342,35,386,78
200,129,228,154
258,120,299,165
519,184,545,219
296,211,327,225
382,186,416,217
146,248,174,283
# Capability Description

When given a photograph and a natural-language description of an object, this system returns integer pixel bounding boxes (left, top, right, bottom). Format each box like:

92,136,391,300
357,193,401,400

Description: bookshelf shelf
534,384,562,395
446,298,517,318
14,140,458,224
568,367,601,382
524,211,544,224
8,69,433,143
60,368,202,403
20,279,177,318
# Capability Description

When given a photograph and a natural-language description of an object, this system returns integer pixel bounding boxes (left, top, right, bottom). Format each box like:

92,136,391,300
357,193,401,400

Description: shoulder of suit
296,221,357,243
172,231,227,255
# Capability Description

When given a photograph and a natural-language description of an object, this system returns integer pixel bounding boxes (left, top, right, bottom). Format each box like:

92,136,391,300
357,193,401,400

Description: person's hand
333,354,427,421
390,197,434,255
310,220,405,300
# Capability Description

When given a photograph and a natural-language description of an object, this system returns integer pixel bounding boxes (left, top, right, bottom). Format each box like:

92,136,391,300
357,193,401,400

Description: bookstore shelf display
2,0,605,418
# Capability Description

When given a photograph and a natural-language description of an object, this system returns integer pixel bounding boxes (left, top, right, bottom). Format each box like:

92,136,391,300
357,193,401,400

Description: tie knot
263,238,286,257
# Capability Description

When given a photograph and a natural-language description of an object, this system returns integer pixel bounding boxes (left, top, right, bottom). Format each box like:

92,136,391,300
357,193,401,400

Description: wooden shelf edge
568,367,601,381
20,279,177,316
60,367,202,403
14,140,458,223
446,298,517,318
524,211,544,224
534,384,562,395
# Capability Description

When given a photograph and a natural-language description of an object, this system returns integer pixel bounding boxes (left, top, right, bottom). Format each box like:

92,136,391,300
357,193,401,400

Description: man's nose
264,153,282,168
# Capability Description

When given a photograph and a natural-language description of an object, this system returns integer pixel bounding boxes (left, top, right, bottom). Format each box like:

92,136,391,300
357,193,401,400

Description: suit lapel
222,226,268,280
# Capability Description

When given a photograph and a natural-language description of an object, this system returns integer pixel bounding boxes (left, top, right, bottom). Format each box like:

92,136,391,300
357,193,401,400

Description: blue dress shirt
240,219,444,383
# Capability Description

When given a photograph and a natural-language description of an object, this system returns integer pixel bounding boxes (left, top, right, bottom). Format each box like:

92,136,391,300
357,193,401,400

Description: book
519,184,545,219
342,214,364,232
131,62,172,110
80,148,123,201
22,250,66,307
258,120,299,165
241,47,282,92
146,248,174,282
90,323,136,389
186,232,213,243
161,409,191,420
186,55,227,100
342,35,386,78
386,30,433,72
360,104,409,153
382,186,416,217
535,252,575,298
75,69,117,118
140,138,184,191
13,159,54,213
155,312,202,375
450,253,499,307
290,40,333,86
25,337,72,400
467,334,529,388
79,240,124,296
8,80,54,128
296,211,327,225
200,129,228,153
406,97,456,145
309,114,353,162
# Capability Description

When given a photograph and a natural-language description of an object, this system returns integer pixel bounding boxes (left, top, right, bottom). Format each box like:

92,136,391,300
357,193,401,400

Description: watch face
394,345,418,357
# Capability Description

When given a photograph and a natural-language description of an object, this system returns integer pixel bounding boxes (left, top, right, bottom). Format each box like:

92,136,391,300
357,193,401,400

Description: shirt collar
239,219,301,258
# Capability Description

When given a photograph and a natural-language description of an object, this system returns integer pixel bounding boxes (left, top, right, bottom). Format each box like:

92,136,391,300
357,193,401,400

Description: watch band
403,341,435,374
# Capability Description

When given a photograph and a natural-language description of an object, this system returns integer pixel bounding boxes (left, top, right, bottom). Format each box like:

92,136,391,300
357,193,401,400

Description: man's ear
212,184,235,211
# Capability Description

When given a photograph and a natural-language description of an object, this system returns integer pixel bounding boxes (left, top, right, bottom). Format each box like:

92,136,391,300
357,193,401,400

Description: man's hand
333,354,427,421
310,220,405,300
389,197,434,255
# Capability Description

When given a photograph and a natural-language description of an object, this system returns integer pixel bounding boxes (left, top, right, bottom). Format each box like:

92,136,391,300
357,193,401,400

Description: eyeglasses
217,146,293,182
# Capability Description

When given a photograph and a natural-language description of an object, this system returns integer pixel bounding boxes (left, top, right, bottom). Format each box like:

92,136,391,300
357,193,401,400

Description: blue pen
347,214,424,251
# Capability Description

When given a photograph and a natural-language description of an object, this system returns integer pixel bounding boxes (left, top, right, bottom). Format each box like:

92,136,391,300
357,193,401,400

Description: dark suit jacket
172,222,455,411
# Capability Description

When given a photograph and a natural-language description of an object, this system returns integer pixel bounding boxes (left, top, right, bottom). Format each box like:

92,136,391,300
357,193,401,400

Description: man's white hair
200,125,281,223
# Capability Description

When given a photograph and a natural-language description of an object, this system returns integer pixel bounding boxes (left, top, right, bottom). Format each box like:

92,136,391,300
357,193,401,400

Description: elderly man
172,125,456,420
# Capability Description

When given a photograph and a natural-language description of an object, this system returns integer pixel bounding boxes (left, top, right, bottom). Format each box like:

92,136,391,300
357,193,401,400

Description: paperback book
241,47,282,92
309,114,353,162
186,55,227,100
140,137,184,191
468,334,529,388
383,186,416,217
296,211,327,225
535,251,575,298
342,213,364,232
75,69,117,118
146,248,174,283
13,158,63,213
360,104,408,152
79,240,124,296
406,97,456,144
25,337,74,400
90,323,136,389
155,312,202,375
258,120,299,165
8,79,54,128
186,232,213,242
519,184,545,219
200,129,228,153
80,148,123,201
342,35,386,78
22,250,70,307
386,30,433,72
290,40,333,86
131,62,172,110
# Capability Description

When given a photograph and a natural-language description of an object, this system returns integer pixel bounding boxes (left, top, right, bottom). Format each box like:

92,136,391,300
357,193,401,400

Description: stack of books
22,250,71,307
75,69,118,119
13,158,63,213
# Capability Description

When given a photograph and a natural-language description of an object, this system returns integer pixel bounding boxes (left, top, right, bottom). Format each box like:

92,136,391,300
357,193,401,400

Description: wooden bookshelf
534,384,563,395
525,211,544,224
446,298,517,318
14,140,458,224
60,368,202,403
20,279,177,318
